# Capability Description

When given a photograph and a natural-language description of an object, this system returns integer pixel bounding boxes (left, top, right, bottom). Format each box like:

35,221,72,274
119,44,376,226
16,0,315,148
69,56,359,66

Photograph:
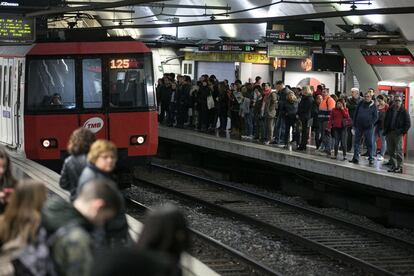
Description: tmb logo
83,117,104,133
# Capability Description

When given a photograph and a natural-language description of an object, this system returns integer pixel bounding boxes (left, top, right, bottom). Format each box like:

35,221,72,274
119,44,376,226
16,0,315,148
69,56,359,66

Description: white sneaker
264,141,270,145
377,155,384,161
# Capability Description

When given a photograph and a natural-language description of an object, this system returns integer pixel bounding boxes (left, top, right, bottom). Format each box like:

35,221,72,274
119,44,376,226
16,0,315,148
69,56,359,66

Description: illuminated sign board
109,59,142,69
198,44,266,53
361,48,414,65
268,44,309,59
0,14,34,43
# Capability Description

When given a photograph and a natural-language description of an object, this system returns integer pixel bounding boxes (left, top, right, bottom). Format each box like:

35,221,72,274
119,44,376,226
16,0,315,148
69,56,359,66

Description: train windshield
108,56,155,109
27,59,76,111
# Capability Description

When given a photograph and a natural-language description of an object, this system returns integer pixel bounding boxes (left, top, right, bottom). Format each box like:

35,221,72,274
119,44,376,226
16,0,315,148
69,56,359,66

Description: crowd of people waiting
157,73,411,174
0,130,189,276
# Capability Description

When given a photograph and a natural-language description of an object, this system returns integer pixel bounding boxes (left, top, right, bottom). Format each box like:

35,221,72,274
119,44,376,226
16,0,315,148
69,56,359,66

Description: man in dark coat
346,88,361,151
350,92,378,165
383,95,411,173
297,88,314,150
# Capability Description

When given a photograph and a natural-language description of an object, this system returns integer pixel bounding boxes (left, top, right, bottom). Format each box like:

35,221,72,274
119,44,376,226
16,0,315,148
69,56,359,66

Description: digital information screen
268,44,309,59
0,14,34,43
109,59,142,69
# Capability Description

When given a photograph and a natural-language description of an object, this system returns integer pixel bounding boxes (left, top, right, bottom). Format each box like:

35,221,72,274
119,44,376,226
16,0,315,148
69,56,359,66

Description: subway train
0,39,158,171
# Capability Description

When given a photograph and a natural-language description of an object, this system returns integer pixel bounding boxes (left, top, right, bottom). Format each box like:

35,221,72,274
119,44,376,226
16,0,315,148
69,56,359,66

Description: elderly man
350,92,378,165
383,95,411,173
346,88,360,151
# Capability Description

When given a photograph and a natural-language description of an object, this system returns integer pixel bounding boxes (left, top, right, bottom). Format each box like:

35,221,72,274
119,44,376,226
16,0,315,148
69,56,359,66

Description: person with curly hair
59,128,96,201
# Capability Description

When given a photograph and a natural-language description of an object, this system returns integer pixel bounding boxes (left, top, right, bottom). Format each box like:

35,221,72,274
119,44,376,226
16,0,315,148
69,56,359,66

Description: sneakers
349,158,359,164
369,159,374,165
388,167,403,173
377,155,384,161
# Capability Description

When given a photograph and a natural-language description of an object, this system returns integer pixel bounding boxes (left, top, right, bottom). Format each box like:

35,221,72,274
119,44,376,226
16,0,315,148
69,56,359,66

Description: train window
82,59,102,109
109,58,148,108
27,59,76,111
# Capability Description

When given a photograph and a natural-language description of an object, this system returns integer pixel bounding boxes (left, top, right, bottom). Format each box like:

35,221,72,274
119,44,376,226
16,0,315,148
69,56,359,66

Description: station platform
7,149,217,276
158,125,414,197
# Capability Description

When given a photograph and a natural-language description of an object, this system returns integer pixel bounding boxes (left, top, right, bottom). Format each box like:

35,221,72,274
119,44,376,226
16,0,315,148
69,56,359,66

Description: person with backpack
0,146,17,214
0,180,52,276
42,178,122,276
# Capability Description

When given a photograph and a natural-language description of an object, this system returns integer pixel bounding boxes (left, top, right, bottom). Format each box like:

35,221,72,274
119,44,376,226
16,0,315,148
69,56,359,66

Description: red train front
23,40,158,168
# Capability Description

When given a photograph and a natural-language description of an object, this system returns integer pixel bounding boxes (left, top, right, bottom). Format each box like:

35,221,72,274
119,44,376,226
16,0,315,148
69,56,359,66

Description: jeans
353,127,374,161
319,120,330,151
332,128,347,157
284,117,299,145
386,131,403,168
373,127,387,157
300,118,310,147
274,115,286,143
244,113,253,136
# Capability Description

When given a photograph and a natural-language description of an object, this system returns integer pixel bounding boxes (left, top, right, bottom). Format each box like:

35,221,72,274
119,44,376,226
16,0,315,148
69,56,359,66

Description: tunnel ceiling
33,0,414,42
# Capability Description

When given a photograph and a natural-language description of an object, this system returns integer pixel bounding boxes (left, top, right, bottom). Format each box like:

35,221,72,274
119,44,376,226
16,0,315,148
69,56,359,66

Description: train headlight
41,138,58,148
130,135,146,145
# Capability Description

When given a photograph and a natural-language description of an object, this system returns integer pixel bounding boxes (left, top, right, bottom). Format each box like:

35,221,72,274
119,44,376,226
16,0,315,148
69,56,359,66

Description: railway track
133,162,414,276
125,196,282,276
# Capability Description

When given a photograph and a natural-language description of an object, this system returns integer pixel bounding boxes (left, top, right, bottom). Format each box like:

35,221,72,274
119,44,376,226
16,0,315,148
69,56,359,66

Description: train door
0,58,4,143
79,58,108,139
12,59,24,148
1,58,14,146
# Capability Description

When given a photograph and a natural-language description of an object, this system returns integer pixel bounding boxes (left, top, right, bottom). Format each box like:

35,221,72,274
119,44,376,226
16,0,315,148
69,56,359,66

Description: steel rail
135,164,414,275
151,163,414,250
125,195,283,276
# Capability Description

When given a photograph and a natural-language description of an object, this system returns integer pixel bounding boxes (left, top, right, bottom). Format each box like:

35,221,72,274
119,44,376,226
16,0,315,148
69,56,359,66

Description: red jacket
328,107,350,129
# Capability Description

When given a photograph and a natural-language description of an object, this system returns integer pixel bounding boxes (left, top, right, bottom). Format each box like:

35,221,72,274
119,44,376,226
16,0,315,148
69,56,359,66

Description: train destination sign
0,14,34,43
268,44,309,59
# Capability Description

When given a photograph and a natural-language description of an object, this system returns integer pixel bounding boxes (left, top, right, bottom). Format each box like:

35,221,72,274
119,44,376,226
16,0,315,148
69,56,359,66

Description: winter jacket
77,163,114,195
60,154,87,201
77,164,129,246
297,95,314,120
346,96,360,119
318,96,335,121
285,100,298,120
42,198,95,276
384,106,411,135
276,87,291,116
265,91,277,118
353,100,378,130
328,107,350,129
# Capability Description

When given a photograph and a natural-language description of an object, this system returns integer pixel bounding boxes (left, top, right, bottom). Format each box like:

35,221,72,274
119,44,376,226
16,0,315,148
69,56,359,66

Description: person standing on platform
0,146,17,214
346,88,361,152
263,83,277,145
273,81,290,144
297,86,314,150
175,76,191,128
60,128,96,201
327,99,350,160
384,95,411,173
373,95,389,161
317,88,336,154
350,92,378,165
159,77,171,124
283,91,299,148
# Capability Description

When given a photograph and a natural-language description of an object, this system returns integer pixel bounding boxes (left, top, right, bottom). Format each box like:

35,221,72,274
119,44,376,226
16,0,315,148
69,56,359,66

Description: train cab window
109,58,148,108
82,59,102,109
26,59,76,111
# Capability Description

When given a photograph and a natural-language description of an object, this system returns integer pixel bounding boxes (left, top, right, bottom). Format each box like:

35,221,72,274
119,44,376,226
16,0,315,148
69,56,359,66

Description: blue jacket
353,100,378,129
